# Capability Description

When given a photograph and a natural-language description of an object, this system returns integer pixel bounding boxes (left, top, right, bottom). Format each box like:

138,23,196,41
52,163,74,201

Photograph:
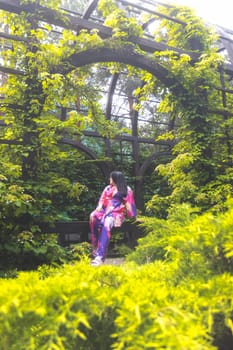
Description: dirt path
104,257,125,265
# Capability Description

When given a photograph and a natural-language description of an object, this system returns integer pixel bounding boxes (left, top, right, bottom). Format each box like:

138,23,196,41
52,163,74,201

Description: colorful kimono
89,185,137,261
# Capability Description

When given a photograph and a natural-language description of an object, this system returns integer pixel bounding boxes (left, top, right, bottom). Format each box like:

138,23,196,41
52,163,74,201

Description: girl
89,171,137,266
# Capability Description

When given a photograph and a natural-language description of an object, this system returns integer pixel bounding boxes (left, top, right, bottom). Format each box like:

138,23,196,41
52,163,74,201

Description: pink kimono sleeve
125,187,137,218
97,186,108,208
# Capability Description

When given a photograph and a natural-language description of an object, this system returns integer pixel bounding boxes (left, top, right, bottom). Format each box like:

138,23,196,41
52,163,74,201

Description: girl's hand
96,205,102,212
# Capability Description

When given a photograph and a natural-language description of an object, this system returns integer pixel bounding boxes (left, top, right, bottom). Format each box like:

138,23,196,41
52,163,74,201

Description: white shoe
91,256,103,266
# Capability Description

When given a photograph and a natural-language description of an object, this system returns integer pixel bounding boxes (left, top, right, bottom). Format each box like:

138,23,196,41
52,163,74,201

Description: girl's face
110,176,115,186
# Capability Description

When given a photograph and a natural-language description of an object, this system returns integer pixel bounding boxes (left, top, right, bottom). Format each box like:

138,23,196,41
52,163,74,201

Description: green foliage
0,257,232,349
128,201,233,277
141,5,233,216
0,233,70,272
147,155,233,216
68,242,92,261
98,0,143,39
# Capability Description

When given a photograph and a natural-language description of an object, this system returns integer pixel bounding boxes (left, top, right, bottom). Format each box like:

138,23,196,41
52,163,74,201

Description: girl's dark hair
110,171,128,197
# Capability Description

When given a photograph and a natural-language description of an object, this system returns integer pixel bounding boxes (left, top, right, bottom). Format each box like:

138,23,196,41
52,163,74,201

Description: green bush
127,202,233,277
0,233,71,273
0,259,232,349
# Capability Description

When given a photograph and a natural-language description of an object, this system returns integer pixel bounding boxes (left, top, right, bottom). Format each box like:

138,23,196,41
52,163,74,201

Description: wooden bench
48,220,144,249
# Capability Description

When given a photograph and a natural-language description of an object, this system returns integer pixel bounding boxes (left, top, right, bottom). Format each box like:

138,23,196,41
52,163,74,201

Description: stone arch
63,46,185,96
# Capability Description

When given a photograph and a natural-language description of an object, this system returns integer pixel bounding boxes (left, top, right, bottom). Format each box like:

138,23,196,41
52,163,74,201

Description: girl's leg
96,216,114,261
89,211,103,254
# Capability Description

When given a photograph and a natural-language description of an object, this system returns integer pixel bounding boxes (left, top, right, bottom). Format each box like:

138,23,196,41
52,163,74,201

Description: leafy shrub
68,242,92,261
0,233,71,272
0,261,232,349
127,201,233,278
